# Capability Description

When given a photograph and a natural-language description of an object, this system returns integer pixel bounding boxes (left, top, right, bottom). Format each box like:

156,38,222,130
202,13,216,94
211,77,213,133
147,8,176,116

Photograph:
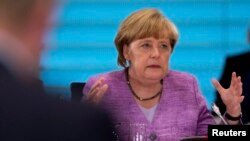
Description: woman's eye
142,43,150,48
160,44,169,49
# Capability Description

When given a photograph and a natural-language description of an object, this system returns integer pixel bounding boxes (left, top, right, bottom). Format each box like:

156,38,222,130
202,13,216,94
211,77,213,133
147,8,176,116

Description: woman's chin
145,74,164,81
145,70,166,79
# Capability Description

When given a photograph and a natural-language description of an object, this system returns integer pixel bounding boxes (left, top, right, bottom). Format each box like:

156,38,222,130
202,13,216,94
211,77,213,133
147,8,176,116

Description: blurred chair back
70,82,85,102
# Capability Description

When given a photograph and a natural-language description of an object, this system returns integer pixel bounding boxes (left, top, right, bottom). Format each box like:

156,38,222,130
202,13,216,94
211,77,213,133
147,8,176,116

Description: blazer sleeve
193,77,215,135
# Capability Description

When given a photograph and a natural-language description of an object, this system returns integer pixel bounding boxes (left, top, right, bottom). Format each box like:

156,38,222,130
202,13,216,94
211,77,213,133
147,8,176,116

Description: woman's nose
150,46,160,58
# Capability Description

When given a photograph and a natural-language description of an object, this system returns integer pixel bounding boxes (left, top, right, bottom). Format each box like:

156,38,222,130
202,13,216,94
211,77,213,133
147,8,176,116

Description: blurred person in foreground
214,26,250,124
0,0,114,140
82,8,244,141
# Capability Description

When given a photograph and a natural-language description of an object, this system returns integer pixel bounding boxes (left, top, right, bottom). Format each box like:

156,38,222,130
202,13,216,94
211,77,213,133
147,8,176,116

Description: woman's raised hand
212,72,244,117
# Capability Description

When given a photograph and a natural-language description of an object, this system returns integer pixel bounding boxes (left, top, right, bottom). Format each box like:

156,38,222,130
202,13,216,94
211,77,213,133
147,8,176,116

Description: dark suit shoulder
227,51,250,62
224,51,250,74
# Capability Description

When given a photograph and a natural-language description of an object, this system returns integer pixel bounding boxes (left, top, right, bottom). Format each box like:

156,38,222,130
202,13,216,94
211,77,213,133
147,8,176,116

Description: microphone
211,103,228,125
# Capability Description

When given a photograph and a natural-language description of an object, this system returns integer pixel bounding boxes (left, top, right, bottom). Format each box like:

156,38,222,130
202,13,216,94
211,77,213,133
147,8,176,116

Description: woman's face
123,37,172,82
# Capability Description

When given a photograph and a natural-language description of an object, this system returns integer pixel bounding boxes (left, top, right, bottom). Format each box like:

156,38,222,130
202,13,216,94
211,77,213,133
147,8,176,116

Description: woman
83,8,244,141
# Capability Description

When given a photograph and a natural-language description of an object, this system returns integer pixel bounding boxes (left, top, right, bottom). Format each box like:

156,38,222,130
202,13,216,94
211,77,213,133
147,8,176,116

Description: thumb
211,78,224,95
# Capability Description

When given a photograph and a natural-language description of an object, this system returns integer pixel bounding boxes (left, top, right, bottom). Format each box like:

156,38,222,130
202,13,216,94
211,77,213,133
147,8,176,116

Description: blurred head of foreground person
0,0,54,83
0,0,115,140
83,8,244,141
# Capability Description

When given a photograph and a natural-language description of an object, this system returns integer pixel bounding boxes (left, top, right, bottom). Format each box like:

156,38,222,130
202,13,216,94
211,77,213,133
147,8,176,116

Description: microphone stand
211,103,228,125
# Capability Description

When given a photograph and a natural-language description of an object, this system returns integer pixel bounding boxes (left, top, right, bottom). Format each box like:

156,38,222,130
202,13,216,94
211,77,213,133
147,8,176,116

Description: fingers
229,72,237,89
236,76,243,96
88,77,105,94
236,77,243,96
238,96,245,103
93,84,108,103
87,77,108,104
230,72,243,96
230,72,241,88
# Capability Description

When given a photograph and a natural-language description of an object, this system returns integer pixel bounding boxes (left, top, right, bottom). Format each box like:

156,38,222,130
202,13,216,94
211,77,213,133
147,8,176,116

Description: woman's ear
123,45,129,60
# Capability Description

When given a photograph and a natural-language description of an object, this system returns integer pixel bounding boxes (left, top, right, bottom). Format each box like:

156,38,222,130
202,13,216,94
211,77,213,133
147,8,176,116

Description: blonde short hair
114,8,179,67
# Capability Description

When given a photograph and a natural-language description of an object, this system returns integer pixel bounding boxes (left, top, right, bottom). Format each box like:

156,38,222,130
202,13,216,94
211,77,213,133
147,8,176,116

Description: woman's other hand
86,77,108,104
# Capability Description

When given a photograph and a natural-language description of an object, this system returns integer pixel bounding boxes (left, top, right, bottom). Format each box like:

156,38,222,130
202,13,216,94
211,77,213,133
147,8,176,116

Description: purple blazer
83,69,215,141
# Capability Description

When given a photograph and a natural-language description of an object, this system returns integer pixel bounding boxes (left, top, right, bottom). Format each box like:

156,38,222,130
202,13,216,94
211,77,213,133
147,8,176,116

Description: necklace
125,68,163,101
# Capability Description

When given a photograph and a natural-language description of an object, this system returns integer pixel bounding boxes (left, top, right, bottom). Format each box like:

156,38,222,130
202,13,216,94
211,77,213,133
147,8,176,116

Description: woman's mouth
147,65,161,68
